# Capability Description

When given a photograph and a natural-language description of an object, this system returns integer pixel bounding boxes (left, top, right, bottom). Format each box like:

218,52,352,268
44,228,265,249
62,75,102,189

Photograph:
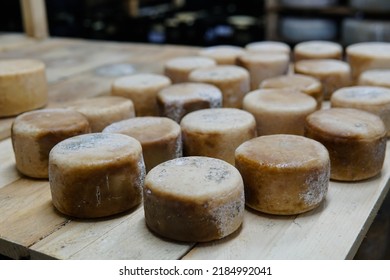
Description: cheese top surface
112,73,171,89
103,117,180,144
12,108,88,135
0,59,45,76
50,133,142,166
347,42,390,58
181,108,255,132
244,89,316,112
198,45,245,60
189,65,249,82
359,69,390,86
306,108,386,139
260,74,321,93
165,56,216,70
295,59,350,74
245,41,291,54
331,86,390,105
236,134,329,169
145,156,242,199
158,82,222,102
238,52,289,63
295,41,342,55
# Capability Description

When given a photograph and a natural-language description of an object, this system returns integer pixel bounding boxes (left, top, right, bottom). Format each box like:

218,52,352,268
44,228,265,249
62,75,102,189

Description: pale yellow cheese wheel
358,69,390,88
157,82,222,122
164,56,216,83
346,42,390,82
305,108,386,181
188,65,250,108
49,133,145,218
198,45,246,65
245,41,291,55
63,96,135,132
111,73,171,116
294,40,343,61
294,59,351,100
243,89,317,136
260,74,323,109
144,156,245,242
12,108,90,178
180,108,256,165
331,86,390,137
103,117,182,172
0,59,47,117
235,134,330,215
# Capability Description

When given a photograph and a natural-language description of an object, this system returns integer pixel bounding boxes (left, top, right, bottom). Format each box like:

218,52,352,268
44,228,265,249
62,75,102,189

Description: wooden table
0,33,389,260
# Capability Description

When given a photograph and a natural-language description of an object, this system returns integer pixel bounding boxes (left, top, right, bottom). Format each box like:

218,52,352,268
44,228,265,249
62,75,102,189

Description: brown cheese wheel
188,65,250,108
144,156,245,242
235,134,330,215
260,74,323,109
236,52,290,90
11,108,90,178
243,89,317,136
346,42,390,82
198,45,245,65
245,41,291,55
157,82,222,123
331,86,390,136
63,96,135,132
0,59,47,117
164,56,216,83
103,117,182,172
49,133,145,218
358,69,390,88
111,73,171,116
305,108,386,181
294,59,351,100
294,40,343,61
180,108,256,165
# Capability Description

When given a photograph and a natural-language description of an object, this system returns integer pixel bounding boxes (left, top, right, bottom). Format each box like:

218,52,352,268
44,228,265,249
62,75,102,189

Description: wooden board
0,34,389,260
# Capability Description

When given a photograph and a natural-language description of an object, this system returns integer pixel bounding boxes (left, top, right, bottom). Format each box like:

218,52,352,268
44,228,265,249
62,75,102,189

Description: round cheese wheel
358,69,390,88
330,86,390,137
157,82,222,123
346,42,390,82
188,65,250,108
235,134,330,215
49,133,145,218
144,156,245,242
180,108,256,165
243,89,317,136
103,117,182,172
63,96,135,132
245,41,291,55
198,45,246,65
236,52,290,90
164,56,216,83
12,108,90,178
111,73,171,116
294,59,351,100
305,108,386,181
0,59,47,117
294,40,342,61
260,74,323,109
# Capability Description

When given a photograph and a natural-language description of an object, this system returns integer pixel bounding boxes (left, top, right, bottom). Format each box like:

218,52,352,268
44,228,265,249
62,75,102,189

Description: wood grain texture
20,0,48,39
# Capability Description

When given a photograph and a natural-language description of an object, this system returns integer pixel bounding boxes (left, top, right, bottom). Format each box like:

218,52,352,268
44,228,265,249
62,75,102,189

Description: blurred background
1,0,389,47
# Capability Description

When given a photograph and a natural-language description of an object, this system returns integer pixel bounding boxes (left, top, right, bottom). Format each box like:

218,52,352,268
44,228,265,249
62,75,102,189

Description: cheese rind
157,82,222,122
243,89,317,136
294,40,342,61
49,133,145,218
63,96,135,132
11,108,90,178
358,69,390,88
0,59,47,117
235,135,330,215
245,41,291,55
180,108,256,165
144,156,245,242
305,108,386,181
198,45,245,65
103,117,182,172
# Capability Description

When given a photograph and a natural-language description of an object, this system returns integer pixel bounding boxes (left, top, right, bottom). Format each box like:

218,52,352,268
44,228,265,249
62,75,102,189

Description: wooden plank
20,0,49,39
31,207,194,260
0,139,19,189
183,144,390,260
